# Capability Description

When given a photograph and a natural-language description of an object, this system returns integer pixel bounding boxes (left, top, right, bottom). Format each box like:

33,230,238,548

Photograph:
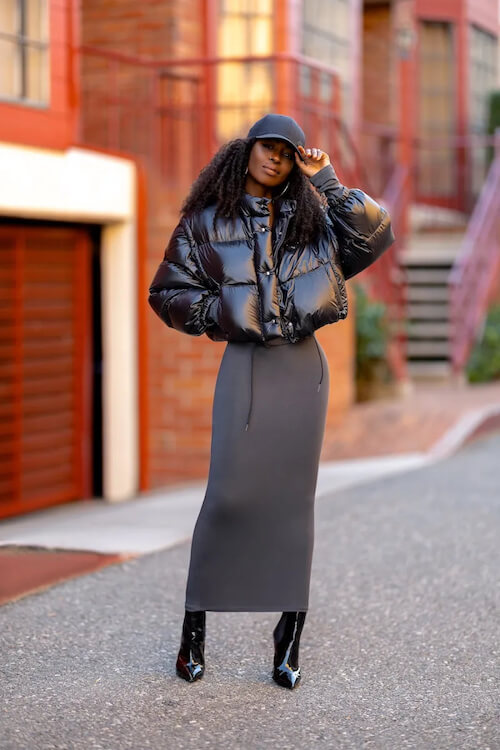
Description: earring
275,181,290,199
244,167,249,175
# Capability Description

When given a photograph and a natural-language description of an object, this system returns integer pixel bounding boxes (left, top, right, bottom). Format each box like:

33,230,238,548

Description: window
301,0,353,124
0,0,49,104
469,25,498,132
469,25,498,196
417,21,456,198
217,0,274,142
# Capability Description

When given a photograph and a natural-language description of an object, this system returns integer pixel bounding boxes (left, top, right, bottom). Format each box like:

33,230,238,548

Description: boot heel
176,609,206,682
272,610,306,689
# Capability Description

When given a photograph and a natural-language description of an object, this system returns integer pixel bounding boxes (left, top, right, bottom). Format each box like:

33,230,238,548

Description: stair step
408,322,451,338
405,268,451,285
410,204,468,233
407,340,450,357
402,232,464,266
407,361,452,380
401,248,459,266
407,303,449,320
407,286,449,302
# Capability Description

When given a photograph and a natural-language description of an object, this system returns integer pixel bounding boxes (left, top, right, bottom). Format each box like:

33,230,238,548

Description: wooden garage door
0,226,92,519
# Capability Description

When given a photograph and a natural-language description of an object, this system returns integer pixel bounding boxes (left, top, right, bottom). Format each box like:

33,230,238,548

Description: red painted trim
274,0,291,114
397,4,417,235
285,0,301,56
201,0,218,158
416,0,462,21
69,0,81,142
456,5,468,212
0,0,78,150
79,45,345,75
135,161,150,493
350,0,363,137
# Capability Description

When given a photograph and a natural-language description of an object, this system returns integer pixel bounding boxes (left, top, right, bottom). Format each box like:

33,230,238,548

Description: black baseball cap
247,113,307,161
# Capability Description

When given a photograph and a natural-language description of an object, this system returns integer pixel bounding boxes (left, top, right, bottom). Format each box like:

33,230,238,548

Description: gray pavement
0,455,428,555
1,433,500,750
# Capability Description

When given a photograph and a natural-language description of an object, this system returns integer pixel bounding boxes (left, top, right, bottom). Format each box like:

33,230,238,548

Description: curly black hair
180,137,329,248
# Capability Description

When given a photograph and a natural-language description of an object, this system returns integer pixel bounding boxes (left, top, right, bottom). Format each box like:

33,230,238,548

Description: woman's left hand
295,145,331,178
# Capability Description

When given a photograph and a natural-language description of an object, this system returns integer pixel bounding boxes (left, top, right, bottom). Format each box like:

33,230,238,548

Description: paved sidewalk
1,433,499,750
322,381,500,460
0,455,426,557
2,382,500,560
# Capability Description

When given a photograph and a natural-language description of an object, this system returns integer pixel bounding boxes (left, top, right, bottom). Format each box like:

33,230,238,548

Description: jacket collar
240,192,296,217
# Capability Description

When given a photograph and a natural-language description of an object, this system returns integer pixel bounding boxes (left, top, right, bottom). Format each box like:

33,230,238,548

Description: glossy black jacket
148,164,395,344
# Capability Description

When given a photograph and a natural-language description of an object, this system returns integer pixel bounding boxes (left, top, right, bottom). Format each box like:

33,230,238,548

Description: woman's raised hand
295,145,331,178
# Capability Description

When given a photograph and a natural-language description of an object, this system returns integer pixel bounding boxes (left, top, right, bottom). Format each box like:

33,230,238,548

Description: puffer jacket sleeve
148,217,220,336
309,164,396,280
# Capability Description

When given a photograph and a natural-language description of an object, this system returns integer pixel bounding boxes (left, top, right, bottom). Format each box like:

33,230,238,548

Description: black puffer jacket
148,164,395,344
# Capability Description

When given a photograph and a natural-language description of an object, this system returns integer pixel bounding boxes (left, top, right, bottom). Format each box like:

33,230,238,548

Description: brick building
0,0,140,517
79,0,362,493
359,0,499,378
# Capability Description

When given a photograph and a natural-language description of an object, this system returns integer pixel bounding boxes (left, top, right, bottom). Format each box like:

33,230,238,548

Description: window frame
300,0,352,124
0,0,50,107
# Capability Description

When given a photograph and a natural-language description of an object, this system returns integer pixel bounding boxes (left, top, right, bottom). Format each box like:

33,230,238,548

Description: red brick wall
81,0,355,488
318,285,356,458
81,0,216,485
361,2,397,193
81,0,201,57
362,3,396,127
146,173,226,484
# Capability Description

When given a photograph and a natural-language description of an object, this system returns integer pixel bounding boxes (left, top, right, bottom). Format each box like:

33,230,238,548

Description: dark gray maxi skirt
184,333,330,612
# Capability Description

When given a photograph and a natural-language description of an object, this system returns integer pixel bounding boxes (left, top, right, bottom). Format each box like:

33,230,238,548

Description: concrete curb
1,402,500,557
428,403,500,460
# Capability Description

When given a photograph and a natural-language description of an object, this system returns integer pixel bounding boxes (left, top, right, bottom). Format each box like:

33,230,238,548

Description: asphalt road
1,433,499,750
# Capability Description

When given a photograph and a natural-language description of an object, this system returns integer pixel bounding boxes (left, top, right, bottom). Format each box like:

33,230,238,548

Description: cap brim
254,134,306,162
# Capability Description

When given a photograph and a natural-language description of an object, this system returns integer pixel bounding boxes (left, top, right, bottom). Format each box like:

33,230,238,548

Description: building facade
80,0,361,492
0,0,141,517
1,0,498,517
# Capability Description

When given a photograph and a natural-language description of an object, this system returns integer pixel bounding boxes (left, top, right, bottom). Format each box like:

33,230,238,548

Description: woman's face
246,138,296,193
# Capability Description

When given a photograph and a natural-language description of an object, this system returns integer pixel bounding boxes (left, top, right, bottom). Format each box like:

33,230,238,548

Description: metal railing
379,165,410,382
77,47,407,374
449,129,500,374
356,164,410,382
78,47,388,191
78,49,342,179
359,123,499,216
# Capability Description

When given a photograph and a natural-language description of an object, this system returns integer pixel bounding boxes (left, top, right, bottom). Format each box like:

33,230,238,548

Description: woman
149,113,395,689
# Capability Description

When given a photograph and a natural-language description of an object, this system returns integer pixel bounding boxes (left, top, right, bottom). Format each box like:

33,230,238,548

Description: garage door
0,225,93,519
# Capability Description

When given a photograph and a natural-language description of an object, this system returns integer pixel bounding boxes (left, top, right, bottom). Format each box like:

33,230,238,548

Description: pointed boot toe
272,611,306,690
175,610,206,683
272,663,301,689
176,653,205,682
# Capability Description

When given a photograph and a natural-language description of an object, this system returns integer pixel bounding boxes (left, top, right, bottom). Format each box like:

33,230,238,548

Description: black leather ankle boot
272,610,306,689
175,609,206,682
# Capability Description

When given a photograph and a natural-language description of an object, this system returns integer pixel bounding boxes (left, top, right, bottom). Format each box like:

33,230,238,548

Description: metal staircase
402,228,466,380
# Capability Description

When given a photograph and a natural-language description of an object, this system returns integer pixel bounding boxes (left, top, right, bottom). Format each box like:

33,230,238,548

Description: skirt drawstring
312,335,324,392
245,343,256,431
245,336,323,431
